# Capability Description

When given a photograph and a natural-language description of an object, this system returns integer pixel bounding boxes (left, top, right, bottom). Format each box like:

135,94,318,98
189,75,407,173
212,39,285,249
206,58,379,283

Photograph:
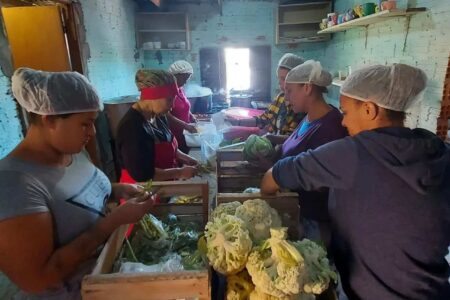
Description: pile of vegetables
120,213,206,271
205,200,337,300
243,134,274,161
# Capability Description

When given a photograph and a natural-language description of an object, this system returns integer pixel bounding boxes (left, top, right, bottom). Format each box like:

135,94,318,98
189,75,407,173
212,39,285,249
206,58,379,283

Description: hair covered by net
277,53,305,71
340,63,427,112
285,60,332,87
168,60,194,75
12,68,102,115
135,69,177,91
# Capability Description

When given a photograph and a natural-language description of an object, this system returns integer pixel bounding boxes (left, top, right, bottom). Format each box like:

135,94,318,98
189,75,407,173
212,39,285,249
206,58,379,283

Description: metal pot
188,94,212,114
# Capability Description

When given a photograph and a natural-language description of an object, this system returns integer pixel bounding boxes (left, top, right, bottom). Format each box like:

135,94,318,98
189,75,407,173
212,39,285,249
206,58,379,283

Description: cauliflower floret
292,239,337,295
246,228,305,298
226,269,255,300
211,201,242,220
205,214,252,275
249,288,314,300
235,199,282,242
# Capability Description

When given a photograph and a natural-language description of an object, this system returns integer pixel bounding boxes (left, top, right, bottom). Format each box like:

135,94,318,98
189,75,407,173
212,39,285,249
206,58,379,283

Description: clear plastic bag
119,254,184,273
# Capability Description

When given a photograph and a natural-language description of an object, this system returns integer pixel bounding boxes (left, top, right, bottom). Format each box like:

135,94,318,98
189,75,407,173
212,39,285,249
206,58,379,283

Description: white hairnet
168,60,193,75
278,53,305,71
341,64,427,112
12,68,102,115
285,60,332,87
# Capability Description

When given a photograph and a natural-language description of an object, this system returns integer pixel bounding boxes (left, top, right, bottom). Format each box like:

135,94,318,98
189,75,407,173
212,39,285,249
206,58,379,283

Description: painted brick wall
0,71,22,159
319,0,450,131
80,0,143,100
143,0,324,98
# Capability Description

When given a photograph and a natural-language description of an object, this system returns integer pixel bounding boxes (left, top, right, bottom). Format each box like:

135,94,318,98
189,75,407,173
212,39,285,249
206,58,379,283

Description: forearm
260,168,280,195
167,113,188,129
153,168,181,181
38,216,118,292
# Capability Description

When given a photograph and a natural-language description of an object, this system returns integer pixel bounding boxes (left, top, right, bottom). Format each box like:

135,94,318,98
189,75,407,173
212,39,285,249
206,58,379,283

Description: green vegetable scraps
122,213,206,270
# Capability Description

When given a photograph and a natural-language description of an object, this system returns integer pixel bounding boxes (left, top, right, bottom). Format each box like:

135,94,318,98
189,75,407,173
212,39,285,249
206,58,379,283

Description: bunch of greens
122,213,206,270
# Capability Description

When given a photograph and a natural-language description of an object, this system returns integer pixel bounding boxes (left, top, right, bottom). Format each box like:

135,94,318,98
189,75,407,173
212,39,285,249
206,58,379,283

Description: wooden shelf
278,36,329,43
318,8,426,34
276,1,331,44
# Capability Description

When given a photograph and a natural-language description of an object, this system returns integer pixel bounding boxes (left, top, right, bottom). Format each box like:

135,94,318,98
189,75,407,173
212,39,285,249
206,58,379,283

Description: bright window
224,48,250,93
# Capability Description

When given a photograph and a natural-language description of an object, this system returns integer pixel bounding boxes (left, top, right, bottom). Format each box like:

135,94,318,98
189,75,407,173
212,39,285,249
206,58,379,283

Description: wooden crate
82,181,211,300
216,192,301,239
216,148,266,193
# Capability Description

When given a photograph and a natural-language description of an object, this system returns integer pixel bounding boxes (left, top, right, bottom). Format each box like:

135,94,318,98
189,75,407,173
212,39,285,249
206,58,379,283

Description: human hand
109,192,154,225
112,183,143,202
177,166,198,180
185,123,198,133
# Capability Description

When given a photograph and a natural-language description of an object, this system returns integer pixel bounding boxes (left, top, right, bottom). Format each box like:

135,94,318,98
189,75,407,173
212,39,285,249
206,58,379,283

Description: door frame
0,0,101,166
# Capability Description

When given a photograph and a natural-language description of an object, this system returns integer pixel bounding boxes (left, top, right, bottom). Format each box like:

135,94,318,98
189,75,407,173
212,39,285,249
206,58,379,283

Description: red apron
170,88,192,154
119,136,178,237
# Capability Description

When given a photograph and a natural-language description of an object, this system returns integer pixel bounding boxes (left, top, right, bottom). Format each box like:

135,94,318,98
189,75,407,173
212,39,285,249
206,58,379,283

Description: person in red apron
167,60,198,154
116,69,199,185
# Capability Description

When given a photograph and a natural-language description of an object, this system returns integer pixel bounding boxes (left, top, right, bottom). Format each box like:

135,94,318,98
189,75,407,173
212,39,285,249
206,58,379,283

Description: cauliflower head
292,239,337,295
249,288,314,300
212,201,242,220
235,199,282,242
246,228,305,298
226,269,255,300
205,214,252,275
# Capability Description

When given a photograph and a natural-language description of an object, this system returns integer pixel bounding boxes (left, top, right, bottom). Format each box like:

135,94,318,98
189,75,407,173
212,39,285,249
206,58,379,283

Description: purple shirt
280,106,348,221
282,106,347,158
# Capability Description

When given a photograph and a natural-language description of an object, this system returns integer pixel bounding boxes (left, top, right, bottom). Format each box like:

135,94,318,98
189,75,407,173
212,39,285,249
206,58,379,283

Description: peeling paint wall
319,0,450,131
79,0,143,100
143,0,324,98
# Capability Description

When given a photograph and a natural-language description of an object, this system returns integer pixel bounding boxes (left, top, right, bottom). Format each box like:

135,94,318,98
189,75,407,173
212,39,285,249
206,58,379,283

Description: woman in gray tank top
0,68,154,300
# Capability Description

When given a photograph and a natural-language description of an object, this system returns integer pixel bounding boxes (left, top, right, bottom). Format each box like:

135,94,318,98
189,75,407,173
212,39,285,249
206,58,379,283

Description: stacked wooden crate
82,181,210,300
216,148,265,193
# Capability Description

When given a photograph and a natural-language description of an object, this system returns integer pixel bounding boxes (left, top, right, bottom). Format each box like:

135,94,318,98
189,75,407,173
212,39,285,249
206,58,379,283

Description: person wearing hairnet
0,68,154,299
271,60,347,244
167,60,198,154
226,53,306,141
261,63,450,299
116,69,198,184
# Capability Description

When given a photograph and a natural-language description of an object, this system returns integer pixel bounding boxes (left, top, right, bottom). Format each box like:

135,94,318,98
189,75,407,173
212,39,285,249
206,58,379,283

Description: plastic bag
120,254,184,273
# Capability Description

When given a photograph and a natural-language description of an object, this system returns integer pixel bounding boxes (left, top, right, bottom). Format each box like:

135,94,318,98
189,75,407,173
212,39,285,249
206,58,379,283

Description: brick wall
143,0,324,98
80,0,143,100
0,72,22,159
319,0,450,131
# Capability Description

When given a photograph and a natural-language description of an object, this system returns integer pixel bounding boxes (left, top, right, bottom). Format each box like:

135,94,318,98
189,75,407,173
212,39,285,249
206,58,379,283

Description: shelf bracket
402,15,412,53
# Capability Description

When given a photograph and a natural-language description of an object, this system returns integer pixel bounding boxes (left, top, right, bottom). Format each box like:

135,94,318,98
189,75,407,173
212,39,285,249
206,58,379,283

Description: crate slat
82,182,211,300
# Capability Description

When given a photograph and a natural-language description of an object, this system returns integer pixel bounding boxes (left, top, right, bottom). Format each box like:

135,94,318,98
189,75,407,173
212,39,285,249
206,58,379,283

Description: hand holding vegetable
109,192,154,226
111,183,144,202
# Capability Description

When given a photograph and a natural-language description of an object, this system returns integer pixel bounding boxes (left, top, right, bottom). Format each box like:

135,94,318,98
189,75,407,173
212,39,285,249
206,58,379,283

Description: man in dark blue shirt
261,63,450,300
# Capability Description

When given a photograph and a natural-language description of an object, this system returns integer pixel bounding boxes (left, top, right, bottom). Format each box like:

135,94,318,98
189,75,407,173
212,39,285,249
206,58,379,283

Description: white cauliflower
249,287,315,300
226,269,254,300
235,199,282,242
205,214,252,275
292,239,337,294
246,228,305,298
211,201,242,220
